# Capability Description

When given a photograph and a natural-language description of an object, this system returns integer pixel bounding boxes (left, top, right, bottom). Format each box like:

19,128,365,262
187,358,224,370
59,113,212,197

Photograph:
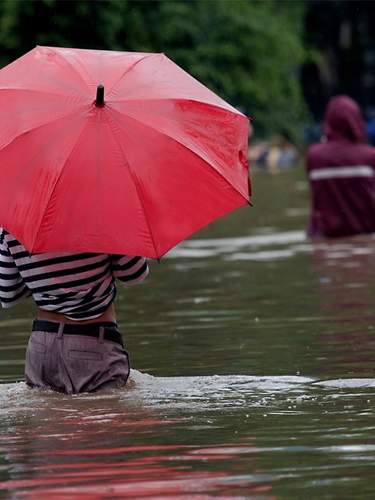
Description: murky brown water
1,168,375,498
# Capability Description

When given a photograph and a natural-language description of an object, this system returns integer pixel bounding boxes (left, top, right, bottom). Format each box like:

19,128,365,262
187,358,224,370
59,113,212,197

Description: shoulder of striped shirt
0,229,149,271
1,229,14,243
0,227,7,242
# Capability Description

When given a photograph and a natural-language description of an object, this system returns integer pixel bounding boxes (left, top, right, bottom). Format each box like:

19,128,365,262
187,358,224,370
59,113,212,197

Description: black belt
32,320,123,346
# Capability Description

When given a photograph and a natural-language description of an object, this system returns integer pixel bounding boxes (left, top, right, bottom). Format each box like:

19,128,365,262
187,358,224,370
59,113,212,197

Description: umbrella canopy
0,46,250,258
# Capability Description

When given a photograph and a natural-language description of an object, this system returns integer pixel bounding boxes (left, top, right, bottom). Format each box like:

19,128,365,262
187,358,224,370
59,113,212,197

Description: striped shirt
0,229,149,321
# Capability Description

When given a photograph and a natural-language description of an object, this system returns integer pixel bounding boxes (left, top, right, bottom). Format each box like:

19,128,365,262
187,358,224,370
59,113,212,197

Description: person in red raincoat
306,95,375,238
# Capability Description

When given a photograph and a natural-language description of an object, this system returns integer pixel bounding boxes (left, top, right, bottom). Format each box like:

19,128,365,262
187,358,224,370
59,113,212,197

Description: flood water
1,168,375,498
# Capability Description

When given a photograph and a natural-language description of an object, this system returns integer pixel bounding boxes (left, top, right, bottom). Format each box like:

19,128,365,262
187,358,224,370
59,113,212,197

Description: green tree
0,0,308,141
152,0,308,141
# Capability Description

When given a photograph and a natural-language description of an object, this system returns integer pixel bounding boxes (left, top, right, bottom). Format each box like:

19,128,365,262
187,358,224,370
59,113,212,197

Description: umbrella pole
95,85,105,107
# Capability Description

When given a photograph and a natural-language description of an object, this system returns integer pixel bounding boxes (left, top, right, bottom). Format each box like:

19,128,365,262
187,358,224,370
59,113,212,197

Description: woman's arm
111,255,149,286
0,230,31,308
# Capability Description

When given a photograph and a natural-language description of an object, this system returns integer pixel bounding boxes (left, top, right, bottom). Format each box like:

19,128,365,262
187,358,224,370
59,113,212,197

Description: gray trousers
25,320,130,394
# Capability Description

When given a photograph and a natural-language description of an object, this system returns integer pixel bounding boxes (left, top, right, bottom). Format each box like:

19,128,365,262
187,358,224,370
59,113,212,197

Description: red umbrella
0,46,250,258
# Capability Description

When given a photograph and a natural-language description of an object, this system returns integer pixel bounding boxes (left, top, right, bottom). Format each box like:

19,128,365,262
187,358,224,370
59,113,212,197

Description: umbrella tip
95,84,105,107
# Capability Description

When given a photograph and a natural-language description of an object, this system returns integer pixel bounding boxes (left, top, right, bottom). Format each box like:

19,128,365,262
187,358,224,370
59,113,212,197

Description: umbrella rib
51,47,93,91
0,105,88,153
108,106,250,203
104,111,159,258
0,87,83,99
107,54,160,97
111,96,243,116
32,117,91,251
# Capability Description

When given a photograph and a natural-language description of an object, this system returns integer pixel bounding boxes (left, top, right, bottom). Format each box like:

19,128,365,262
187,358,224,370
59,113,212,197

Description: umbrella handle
95,85,105,107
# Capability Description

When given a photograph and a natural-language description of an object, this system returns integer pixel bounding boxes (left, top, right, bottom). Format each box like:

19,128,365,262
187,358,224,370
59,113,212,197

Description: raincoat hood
324,95,366,143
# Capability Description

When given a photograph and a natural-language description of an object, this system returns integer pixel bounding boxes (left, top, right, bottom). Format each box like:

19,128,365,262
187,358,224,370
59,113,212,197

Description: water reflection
1,370,375,497
168,230,306,260
310,237,375,377
311,237,375,314
0,377,279,497
1,172,375,497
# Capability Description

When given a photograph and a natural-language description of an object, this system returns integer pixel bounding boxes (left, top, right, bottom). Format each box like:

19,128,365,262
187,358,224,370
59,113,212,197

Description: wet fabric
306,95,375,238
25,320,130,394
0,46,250,259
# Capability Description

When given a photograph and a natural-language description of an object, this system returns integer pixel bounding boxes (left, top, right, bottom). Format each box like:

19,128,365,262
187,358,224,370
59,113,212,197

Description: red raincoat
306,95,375,238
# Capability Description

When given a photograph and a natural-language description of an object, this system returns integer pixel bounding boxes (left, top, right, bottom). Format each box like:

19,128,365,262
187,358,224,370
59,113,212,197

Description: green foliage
0,0,309,141
154,0,308,141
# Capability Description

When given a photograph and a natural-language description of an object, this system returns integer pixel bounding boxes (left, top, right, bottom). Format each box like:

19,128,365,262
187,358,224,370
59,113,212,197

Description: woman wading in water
0,228,149,394
306,95,375,238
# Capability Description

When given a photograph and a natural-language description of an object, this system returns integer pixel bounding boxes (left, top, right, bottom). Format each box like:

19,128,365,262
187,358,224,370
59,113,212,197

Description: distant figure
306,95,375,238
250,132,298,173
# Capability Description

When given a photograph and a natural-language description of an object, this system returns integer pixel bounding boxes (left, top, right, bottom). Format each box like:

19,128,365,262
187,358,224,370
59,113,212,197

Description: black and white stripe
0,229,149,320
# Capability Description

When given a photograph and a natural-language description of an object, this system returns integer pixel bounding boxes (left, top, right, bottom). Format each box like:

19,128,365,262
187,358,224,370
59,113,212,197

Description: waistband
32,320,123,346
